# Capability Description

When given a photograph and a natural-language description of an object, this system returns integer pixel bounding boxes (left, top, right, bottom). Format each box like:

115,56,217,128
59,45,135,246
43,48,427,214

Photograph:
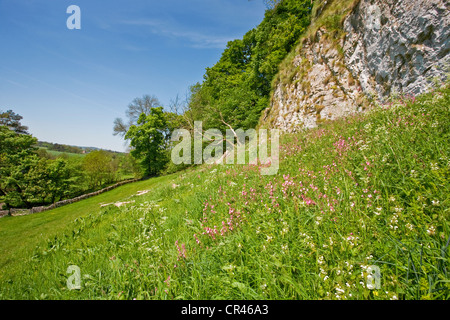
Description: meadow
0,85,448,300
39,148,85,159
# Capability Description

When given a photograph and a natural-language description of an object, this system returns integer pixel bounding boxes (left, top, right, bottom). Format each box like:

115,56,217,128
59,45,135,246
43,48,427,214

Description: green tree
82,150,116,189
1,116,84,208
186,0,312,131
4,157,74,207
0,109,29,134
0,126,37,199
117,153,143,178
125,107,169,177
46,158,76,202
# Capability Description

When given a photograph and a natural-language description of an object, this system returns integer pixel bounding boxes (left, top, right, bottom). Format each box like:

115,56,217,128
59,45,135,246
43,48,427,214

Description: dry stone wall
0,179,139,218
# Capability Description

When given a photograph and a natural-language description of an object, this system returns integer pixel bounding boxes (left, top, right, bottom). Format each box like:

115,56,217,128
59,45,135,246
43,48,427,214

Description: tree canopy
186,0,312,131
0,109,29,134
125,107,171,177
0,125,75,207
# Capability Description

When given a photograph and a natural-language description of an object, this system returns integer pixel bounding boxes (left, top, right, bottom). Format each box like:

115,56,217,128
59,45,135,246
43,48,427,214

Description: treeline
0,110,141,209
37,141,122,155
37,141,84,154
114,0,313,176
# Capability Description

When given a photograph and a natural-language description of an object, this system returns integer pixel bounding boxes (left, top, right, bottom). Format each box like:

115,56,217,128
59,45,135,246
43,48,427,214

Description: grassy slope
0,85,448,300
0,175,175,278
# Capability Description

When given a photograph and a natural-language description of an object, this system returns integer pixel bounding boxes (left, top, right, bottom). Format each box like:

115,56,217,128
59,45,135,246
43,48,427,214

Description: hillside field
0,85,448,300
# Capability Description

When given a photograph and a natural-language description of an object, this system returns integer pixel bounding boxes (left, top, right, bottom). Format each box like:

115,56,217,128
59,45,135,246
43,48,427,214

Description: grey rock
267,0,449,133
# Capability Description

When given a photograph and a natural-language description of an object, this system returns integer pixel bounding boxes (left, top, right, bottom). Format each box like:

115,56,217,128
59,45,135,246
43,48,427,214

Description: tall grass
0,84,449,300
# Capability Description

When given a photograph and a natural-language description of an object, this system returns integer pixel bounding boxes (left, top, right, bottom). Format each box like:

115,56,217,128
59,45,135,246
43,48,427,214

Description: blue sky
0,0,267,152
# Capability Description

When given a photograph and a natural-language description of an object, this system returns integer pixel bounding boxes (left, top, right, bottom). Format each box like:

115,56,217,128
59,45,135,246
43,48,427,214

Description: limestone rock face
267,0,449,132
344,0,450,98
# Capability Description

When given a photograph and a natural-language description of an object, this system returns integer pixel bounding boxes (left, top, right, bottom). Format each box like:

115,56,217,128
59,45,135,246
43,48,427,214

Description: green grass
0,85,449,300
39,148,85,159
0,174,175,279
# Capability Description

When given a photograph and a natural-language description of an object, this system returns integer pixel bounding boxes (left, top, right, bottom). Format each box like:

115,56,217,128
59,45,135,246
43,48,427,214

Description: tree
113,95,162,138
186,0,312,131
82,150,116,189
4,156,74,207
125,107,170,177
46,158,76,202
118,153,143,178
263,0,282,10
0,126,37,198
0,110,29,134
0,125,79,207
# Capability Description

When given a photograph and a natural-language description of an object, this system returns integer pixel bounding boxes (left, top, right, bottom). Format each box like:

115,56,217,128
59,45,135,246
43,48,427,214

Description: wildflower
374,207,382,216
315,216,322,225
430,162,439,171
193,234,201,245
317,256,325,265
175,241,187,260
266,235,273,242
389,196,396,202
427,226,436,236
164,276,171,287
389,214,399,230
391,295,398,300
432,200,440,206
406,223,414,231
335,287,345,294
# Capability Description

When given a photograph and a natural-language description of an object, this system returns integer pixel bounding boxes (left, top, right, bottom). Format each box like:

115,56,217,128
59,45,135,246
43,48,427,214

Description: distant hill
36,141,124,155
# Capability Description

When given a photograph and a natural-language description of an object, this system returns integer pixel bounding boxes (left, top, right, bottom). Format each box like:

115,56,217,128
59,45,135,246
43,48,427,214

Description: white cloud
119,18,237,49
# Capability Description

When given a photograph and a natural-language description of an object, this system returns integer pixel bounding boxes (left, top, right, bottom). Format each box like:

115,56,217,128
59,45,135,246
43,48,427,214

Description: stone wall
0,179,139,218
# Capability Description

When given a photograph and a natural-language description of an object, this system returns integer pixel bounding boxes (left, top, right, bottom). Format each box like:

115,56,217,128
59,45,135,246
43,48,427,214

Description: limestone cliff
264,0,449,132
